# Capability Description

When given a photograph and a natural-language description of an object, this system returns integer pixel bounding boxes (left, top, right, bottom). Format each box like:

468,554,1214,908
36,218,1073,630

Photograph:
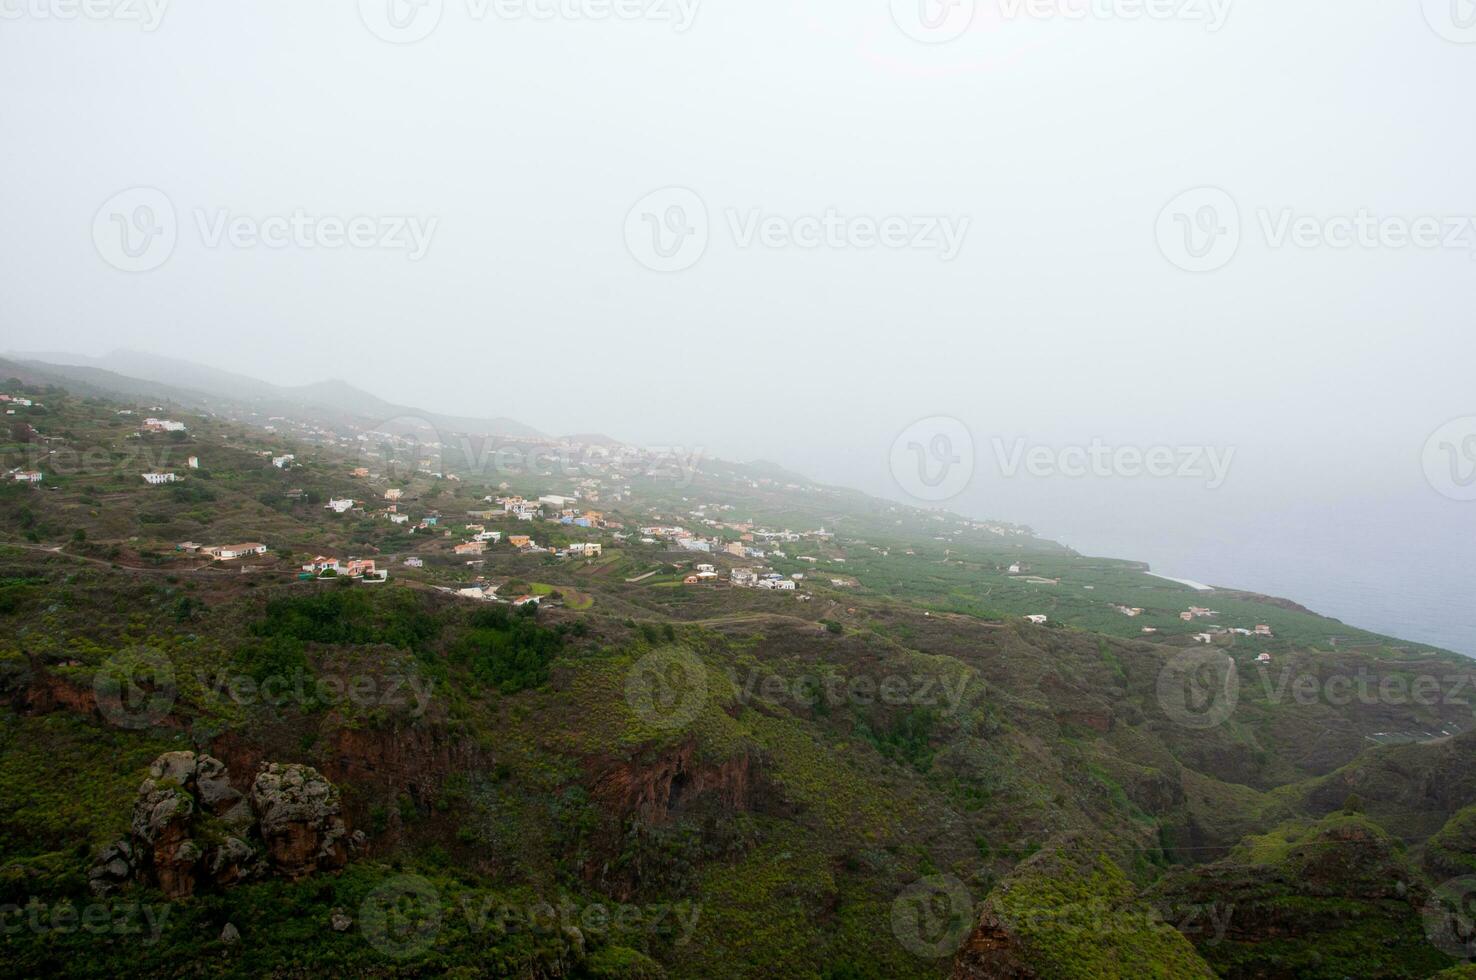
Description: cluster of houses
142,417,187,433
729,567,797,590
1,394,38,415
301,555,387,582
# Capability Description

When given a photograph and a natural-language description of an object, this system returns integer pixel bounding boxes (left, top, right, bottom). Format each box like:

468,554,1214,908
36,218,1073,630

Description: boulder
90,751,358,899
250,762,352,879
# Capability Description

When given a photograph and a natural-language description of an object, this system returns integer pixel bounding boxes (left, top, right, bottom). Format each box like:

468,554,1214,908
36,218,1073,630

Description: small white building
272,455,295,469
11,470,42,483
1025,614,1048,625
404,557,424,568
326,498,355,514
142,472,178,485
206,542,267,560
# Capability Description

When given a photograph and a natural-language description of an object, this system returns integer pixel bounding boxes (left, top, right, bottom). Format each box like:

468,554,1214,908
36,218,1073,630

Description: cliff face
951,836,1216,980
1147,814,1459,979
589,740,757,826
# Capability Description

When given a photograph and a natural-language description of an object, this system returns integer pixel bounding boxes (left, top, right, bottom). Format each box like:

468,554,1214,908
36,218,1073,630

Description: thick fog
2,0,1473,650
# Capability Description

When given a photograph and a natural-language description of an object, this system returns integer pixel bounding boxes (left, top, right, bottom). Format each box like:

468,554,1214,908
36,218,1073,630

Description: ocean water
1034,503,1476,658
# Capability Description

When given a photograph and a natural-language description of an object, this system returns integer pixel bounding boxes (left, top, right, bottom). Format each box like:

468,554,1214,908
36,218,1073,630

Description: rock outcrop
90,752,364,899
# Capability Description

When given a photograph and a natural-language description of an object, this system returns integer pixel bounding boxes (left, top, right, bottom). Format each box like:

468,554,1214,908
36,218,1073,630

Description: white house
388,513,410,525
187,456,199,469
326,498,355,514
142,418,186,432
206,543,267,560
272,455,295,469
1025,614,1048,625
539,494,576,509
731,567,759,587
142,472,178,485
568,542,602,557
11,470,42,483
384,488,404,501
404,557,424,567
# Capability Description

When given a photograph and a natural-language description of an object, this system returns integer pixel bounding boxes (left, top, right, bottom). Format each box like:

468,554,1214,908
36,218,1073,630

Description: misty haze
2,3,1475,978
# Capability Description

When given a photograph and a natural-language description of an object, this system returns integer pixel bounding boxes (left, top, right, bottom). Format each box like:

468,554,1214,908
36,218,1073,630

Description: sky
2,0,1474,651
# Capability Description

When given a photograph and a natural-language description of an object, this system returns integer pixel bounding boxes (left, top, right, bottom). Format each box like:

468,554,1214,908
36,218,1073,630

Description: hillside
0,372,1472,977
